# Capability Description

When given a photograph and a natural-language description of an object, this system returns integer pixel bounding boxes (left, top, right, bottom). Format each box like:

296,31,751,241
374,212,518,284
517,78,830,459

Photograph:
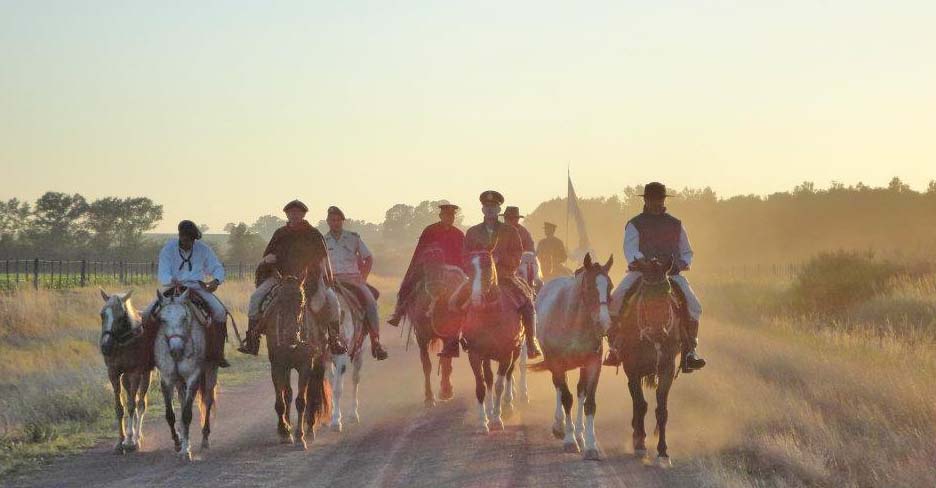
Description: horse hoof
583,449,602,461
656,456,672,468
439,389,454,401
124,442,139,453
174,442,182,453
489,419,505,431
634,448,648,459
201,439,210,450
330,423,343,433
476,425,490,435
502,404,514,419
280,434,293,444
518,394,530,404
564,441,581,453
295,439,307,451
179,451,192,462
113,443,126,455
349,414,360,424
575,435,586,450
552,426,564,440
425,398,437,409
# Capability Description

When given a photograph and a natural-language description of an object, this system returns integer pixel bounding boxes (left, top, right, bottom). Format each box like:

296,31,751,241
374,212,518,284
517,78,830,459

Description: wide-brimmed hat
638,182,676,199
479,190,505,206
327,206,346,220
439,203,460,212
283,200,309,213
177,220,202,240
501,206,524,219
543,222,557,231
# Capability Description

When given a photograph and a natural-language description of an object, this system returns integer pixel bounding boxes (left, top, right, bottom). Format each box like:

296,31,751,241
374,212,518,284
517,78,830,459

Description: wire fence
0,259,258,292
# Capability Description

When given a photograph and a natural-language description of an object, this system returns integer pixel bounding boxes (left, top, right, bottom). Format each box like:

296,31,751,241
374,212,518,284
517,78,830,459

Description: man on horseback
325,206,389,361
536,222,569,279
144,220,230,368
604,182,707,372
238,200,346,356
501,206,535,253
463,191,542,359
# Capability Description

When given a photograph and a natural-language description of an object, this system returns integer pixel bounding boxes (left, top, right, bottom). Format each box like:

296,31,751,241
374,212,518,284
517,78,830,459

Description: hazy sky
2,1,934,232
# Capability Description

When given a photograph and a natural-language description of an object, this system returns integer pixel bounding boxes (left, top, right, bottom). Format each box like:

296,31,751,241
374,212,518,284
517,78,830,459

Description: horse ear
156,289,164,305
123,289,133,301
604,255,614,272
100,288,109,302
583,253,593,268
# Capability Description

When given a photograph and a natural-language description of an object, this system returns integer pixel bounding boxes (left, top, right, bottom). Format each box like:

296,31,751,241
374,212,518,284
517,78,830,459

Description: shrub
790,251,903,315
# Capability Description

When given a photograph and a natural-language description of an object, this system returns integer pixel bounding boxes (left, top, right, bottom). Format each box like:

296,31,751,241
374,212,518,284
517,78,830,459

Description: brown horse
455,251,523,433
610,256,683,467
99,289,152,454
262,274,332,450
405,249,467,408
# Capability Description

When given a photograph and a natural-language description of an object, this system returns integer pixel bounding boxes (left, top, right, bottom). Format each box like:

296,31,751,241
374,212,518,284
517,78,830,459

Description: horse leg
439,355,454,401
178,376,198,461
109,370,126,454
581,356,603,461
161,381,180,452
469,353,489,434
518,343,530,403
200,367,218,450
351,352,363,423
574,369,587,450
554,371,578,453
135,371,151,450
329,356,345,432
419,344,435,408
271,363,291,443
655,360,675,467
502,352,517,420
550,370,566,440
482,359,495,420
121,373,138,452
294,364,309,450
490,360,509,431
627,373,648,457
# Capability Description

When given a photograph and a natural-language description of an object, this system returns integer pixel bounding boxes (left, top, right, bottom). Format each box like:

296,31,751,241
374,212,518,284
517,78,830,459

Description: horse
327,283,366,432
99,289,152,454
262,274,332,449
610,256,683,467
404,249,467,408
152,287,219,461
529,254,613,460
513,251,543,403
455,251,524,434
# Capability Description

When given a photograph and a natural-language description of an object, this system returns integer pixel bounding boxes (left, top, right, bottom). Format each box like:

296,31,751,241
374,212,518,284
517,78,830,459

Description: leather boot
371,333,389,361
681,319,707,373
212,322,230,368
327,321,347,355
520,305,542,359
387,306,404,327
237,317,262,356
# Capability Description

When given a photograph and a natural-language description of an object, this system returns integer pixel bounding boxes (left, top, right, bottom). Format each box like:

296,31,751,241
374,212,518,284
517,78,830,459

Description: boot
237,317,262,356
370,333,389,361
438,336,461,358
681,319,707,373
326,320,347,355
212,322,231,368
520,305,542,359
387,306,404,327
603,347,622,367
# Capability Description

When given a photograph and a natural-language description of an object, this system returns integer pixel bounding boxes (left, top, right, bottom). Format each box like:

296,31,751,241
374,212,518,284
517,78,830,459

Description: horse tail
428,337,443,355
642,374,658,390
307,360,333,427
196,369,217,422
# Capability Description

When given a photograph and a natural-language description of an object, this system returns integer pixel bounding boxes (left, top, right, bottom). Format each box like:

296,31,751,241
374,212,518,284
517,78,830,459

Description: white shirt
623,222,694,267
157,239,225,286
325,230,372,277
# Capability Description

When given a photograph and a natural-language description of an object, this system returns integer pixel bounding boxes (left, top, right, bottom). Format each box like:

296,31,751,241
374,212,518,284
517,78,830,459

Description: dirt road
5,335,699,488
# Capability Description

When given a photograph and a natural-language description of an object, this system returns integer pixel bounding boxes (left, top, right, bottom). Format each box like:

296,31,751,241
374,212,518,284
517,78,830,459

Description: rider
536,222,569,278
463,191,542,359
501,206,535,253
238,200,346,356
605,182,707,372
144,220,230,368
325,206,389,361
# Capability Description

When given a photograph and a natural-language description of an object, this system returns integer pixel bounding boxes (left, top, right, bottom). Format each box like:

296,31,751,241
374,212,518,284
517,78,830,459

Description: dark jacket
255,220,329,286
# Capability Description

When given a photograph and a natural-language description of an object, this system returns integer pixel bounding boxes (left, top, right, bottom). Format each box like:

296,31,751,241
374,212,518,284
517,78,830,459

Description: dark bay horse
405,249,467,408
455,251,523,433
99,289,152,454
530,254,613,460
610,256,683,467
262,274,332,450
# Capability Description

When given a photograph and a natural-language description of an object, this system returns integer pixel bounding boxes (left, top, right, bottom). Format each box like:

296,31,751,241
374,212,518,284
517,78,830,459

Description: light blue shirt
157,239,225,286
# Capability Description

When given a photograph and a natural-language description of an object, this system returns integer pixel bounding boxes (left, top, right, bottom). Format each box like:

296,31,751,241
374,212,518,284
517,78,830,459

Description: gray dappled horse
262,274,332,450
153,287,219,461
99,289,152,454
609,256,683,467
456,251,524,433
513,251,543,403
530,254,613,460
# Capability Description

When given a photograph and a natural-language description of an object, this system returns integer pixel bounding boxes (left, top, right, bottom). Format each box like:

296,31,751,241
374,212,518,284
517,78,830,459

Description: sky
2,1,934,232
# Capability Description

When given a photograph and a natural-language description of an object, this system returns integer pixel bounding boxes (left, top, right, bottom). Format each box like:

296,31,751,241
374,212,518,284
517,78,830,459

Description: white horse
326,288,365,432
512,251,543,404
153,288,219,461
530,254,613,460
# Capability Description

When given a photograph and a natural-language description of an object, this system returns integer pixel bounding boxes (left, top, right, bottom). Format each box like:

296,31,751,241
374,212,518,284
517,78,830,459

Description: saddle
160,287,211,327
333,282,367,324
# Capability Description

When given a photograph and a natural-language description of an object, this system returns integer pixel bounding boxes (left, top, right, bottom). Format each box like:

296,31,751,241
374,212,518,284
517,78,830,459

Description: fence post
15,260,19,283
80,259,87,287
33,258,39,290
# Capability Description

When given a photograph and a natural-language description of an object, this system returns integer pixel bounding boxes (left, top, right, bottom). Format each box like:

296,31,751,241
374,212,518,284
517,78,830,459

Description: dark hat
283,200,309,213
500,206,524,219
479,190,505,206
438,203,460,212
177,220,202,240
638,182,676,199
543,222,557,231
327,206,346,220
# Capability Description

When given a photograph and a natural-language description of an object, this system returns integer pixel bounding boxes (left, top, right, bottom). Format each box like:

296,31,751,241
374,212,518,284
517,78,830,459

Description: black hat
327,206,346,220
177,220,202,240
501,206,524,219
543,222,557,231
283,200,309,213
638,182,676,199
479,190,505,206
439,203,460,212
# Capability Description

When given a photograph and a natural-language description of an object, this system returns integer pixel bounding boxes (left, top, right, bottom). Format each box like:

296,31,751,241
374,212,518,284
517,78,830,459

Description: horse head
633,255,679,343
468,251,497,307
578,253,614,333
519,251,543,290
269,274,306,347
156,287,194,361
99,289,137,356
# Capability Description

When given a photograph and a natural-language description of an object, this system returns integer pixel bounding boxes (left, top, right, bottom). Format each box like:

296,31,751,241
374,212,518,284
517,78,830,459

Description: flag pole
565,164,570,247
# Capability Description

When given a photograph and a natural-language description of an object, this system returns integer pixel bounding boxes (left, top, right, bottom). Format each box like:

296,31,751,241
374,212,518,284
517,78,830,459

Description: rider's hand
263,254,277,264
204,279,220,293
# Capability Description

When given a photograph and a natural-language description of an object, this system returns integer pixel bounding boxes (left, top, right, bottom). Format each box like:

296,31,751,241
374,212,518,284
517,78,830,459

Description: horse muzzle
100,334,114,356
168,336,185,359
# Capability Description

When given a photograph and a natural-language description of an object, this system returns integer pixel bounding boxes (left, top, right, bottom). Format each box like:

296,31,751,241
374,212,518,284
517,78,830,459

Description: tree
0,198,31,256
86,197,163,258
928,180,936,194
225,222,265,264
249,215,286,240
887,177,911,193
23,192,89,257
